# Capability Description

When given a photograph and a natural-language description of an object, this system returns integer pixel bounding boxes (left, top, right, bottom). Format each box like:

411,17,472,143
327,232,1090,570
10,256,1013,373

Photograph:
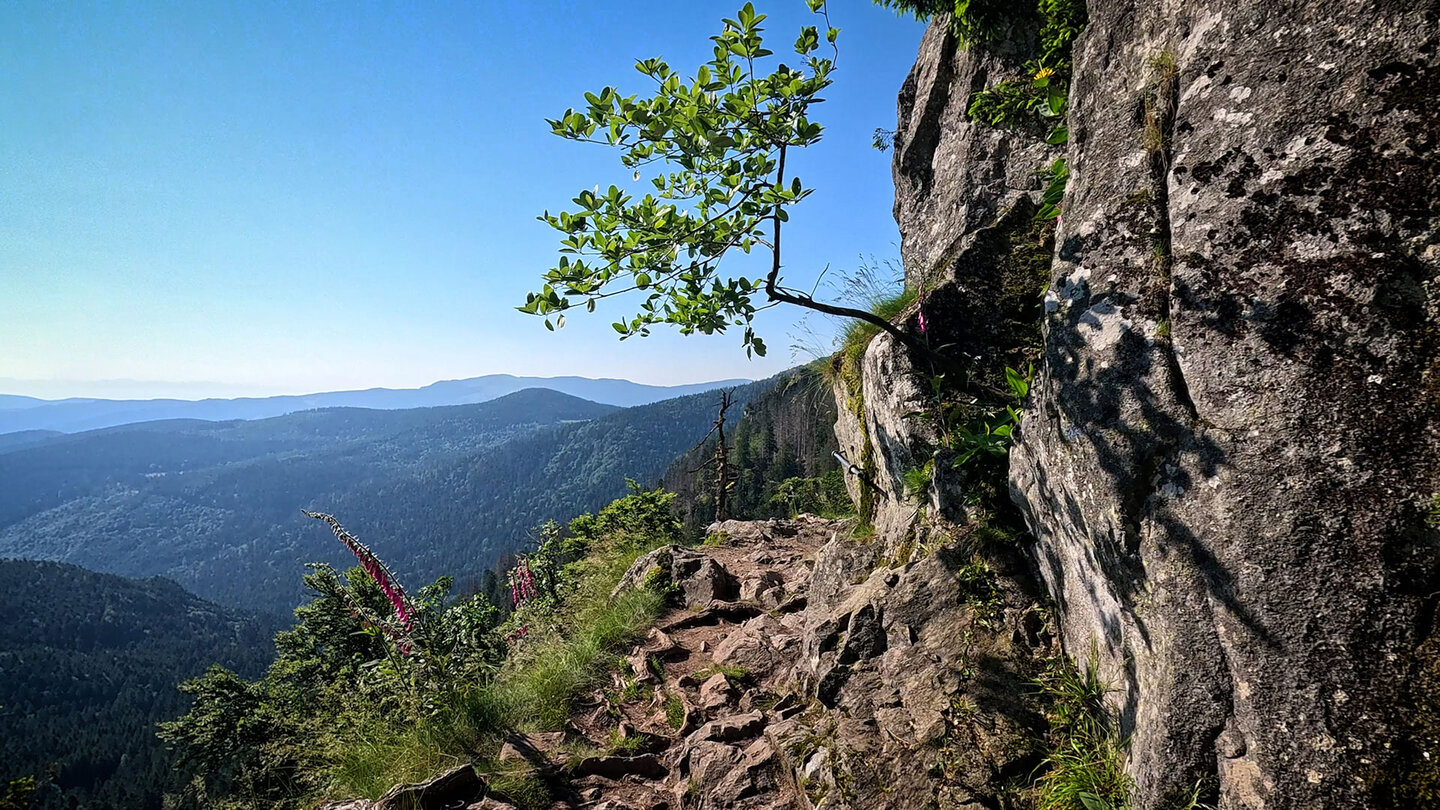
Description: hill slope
0,560,277,810
0,374,749,434
0,383,773,615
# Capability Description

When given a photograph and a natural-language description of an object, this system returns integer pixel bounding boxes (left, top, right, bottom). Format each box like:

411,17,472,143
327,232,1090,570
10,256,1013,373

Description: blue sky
0,1,924,399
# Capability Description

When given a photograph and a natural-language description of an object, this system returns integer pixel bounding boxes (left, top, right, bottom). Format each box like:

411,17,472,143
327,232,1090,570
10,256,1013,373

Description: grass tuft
664,693,686,729
1030,655,1133,810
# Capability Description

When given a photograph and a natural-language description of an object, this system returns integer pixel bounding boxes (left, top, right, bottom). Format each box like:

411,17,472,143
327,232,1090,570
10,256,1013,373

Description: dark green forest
0,560,277,810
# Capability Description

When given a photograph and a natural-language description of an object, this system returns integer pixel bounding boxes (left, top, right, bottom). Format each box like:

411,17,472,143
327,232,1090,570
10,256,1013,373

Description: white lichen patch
1077,301,1131,356
1059,266,1092,302
1214,109,1255,127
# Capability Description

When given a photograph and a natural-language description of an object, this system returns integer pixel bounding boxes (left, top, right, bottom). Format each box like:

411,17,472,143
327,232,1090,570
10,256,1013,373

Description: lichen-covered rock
892,17,1061,279
866,3,1440,807
858,332,935,548
1001,2,1440,808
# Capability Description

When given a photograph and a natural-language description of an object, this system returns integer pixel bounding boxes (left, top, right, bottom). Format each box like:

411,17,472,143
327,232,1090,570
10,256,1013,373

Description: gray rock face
999,2,1440,808
787,538,1049,809
892,17,1061,280
872,3,1440,808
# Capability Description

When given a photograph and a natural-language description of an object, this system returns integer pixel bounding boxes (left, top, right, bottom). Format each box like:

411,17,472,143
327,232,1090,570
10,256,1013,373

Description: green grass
486,771,551,810
664,694,686,729
690,664,750,682
819,280,917,410
495,585,666,731
1031,656,1133,810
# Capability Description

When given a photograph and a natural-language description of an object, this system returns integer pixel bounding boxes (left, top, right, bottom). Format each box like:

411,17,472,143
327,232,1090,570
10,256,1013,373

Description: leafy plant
951,365,1030,465
960,0,1085,132
0,777,36,810
526,3,932,358
902,458,936,498
872,0,1020,45
1036,157,1069,220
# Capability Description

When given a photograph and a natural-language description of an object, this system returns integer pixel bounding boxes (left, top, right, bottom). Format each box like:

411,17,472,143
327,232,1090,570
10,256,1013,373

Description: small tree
522,2,929,358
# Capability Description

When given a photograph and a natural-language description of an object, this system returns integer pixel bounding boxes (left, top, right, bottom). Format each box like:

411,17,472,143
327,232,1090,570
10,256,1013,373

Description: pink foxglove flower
916,281,928,335
303,510,415,632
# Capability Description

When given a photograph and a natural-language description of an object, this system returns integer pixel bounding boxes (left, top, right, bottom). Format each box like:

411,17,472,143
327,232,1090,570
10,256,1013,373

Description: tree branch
762,143,937,360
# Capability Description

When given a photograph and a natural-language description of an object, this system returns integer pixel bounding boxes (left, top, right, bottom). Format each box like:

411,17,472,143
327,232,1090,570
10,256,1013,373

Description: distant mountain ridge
0,374,750,434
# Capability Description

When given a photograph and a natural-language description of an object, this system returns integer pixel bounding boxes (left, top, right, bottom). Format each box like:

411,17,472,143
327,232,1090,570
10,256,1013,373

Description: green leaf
1078,793,1114,810
1046,124,1069,145
1046,84,1067,116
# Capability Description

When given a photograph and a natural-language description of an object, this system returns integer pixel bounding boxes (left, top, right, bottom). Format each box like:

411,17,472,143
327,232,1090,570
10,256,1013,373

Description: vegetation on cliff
157,489,686,810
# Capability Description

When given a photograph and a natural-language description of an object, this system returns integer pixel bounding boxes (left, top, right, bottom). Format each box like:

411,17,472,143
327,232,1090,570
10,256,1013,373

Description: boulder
699,672,735,711
739,570,784,605
373,765,481,810
612,546,738,609
673,555,737,608
712,627,782,680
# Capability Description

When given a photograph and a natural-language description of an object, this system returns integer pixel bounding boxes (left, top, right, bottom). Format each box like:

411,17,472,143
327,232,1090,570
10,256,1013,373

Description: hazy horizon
0,370,757,402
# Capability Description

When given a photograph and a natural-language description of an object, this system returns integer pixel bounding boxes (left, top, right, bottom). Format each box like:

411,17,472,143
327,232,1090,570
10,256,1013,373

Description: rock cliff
847,2,1440,808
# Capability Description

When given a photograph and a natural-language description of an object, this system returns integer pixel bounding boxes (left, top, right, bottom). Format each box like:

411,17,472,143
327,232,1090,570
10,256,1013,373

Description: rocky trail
350,514,1056,810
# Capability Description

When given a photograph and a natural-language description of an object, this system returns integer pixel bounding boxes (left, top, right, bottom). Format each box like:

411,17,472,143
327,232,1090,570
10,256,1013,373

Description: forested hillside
0,384,778,615
0,560,277,810
662,364,847,529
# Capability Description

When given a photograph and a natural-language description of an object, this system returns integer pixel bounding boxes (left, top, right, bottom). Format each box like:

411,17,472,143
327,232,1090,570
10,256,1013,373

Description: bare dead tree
687,390,738,523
